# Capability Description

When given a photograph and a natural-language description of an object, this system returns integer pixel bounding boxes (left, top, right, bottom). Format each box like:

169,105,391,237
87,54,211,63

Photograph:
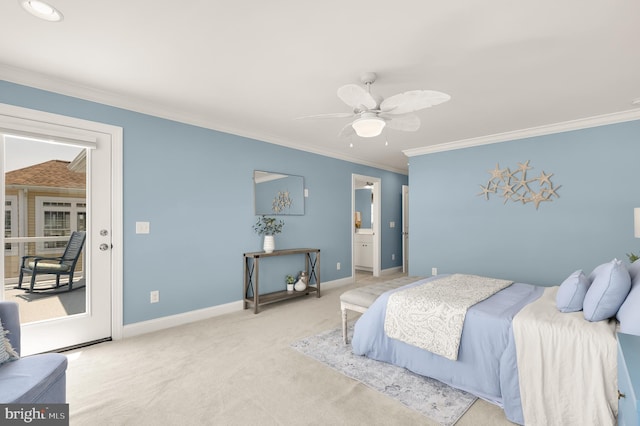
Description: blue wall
0,80,407,324
408,120,640,286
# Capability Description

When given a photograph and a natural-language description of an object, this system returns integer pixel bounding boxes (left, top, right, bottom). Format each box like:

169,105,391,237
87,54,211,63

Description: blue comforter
351,275,543,425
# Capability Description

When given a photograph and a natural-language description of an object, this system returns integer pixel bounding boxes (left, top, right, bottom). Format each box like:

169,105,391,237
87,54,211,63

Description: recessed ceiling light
19,0,63,22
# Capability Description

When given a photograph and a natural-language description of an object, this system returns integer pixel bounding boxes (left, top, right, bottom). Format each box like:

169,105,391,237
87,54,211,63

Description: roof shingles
5,160,86,189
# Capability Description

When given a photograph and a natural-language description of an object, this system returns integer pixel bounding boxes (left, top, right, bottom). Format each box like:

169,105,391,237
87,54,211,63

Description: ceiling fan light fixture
352,115,386,138
20,0,63,22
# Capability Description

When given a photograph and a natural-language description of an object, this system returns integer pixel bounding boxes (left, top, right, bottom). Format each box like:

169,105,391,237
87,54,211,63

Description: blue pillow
587,261,608,283
617,267,640,335
556,270,590,312
583,259,631,322
628,259,640,281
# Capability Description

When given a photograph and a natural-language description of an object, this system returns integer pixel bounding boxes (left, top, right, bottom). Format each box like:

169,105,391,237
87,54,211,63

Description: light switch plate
136,222,150,234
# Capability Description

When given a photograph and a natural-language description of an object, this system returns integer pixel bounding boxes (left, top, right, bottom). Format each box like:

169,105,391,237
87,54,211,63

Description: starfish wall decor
477,160,560,209
272,191,293,213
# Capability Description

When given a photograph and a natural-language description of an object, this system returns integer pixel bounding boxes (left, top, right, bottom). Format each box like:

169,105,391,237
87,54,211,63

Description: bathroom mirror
355,187,373,229
254,170,304,215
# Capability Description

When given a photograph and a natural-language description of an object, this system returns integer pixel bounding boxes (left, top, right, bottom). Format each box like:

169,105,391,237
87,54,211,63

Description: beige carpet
65,272,515,425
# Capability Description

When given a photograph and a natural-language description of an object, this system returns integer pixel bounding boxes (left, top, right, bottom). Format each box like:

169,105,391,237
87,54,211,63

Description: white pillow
0,320,19,365
556,270,590,312
583,259,631,322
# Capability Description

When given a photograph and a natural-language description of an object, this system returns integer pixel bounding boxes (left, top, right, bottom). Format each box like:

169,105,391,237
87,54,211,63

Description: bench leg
342,305,348,344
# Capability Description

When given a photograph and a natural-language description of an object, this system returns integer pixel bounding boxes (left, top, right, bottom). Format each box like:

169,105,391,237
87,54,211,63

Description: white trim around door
0,102,124,344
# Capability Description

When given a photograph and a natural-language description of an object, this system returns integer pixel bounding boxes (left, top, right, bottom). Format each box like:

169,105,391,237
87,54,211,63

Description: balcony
4,236,86,323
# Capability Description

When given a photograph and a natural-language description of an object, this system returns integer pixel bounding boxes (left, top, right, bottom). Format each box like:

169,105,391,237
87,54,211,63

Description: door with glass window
1,107,114,355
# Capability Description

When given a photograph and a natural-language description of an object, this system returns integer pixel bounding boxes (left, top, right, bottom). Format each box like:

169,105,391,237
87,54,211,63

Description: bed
350,266,636,425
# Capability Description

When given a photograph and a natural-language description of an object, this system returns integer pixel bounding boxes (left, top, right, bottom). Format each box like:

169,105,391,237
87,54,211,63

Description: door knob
99,243,110,251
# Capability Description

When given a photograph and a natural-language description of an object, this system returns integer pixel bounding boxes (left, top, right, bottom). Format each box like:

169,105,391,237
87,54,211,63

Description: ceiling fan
300,72,451,138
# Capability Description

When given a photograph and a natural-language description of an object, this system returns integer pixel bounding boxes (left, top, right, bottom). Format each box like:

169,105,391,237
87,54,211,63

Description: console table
243,248,320,314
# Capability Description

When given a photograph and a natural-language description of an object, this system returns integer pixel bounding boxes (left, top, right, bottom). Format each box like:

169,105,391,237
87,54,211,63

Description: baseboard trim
122,277,355,338
321,276,353,290
381,266,403,276
122,300,244,338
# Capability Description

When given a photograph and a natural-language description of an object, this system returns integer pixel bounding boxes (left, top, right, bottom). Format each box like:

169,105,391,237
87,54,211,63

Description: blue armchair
0,301,67,403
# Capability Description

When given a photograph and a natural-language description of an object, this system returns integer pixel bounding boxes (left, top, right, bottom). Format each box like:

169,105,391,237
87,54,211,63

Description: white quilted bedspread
513,286,617,426
383,274,513,360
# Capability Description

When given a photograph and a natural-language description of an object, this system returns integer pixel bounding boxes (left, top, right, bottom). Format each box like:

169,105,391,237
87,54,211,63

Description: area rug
291,325,477,426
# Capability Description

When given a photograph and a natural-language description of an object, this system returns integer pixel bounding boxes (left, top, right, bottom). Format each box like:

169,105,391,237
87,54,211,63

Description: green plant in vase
253,215,284,253
286,274,295,292
252,215,284,236
628,252,639,263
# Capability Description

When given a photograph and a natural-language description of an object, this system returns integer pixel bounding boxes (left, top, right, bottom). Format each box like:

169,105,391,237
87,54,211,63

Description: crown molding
0,63,407,175
403,109,640,158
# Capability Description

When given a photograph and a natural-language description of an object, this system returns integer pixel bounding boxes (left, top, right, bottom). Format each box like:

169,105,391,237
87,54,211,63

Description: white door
1,105,120,355
402,185,409,273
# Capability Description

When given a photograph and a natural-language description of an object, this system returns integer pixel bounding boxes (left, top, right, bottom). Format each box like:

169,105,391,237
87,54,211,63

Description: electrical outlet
392,254,395,260
390,221,395,228
150,290,159,303
337,262,341,270
432,267,438,276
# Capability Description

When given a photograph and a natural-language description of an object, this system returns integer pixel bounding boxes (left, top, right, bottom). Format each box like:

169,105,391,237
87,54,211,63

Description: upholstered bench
340,276,423,344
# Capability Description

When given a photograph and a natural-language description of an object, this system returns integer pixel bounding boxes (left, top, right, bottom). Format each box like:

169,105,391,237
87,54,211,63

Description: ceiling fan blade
380,90,451,115
296,112,355,120
337,84,377,110
384,114,421,132
338,121,356,139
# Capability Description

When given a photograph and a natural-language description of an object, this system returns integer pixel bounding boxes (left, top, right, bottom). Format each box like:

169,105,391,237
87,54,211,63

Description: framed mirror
254,170,304,215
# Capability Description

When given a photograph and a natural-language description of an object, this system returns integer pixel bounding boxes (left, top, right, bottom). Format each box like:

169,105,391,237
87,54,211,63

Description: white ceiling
1,1,639,173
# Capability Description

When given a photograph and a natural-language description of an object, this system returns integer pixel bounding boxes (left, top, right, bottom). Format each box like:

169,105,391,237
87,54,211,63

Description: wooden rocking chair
15,231,86,293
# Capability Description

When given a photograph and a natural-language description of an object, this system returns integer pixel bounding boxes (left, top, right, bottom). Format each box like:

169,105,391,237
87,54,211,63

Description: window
36,197,86,251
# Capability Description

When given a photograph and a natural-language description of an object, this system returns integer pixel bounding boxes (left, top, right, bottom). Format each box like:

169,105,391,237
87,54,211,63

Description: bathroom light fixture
20,0,63,22
351,113,386,138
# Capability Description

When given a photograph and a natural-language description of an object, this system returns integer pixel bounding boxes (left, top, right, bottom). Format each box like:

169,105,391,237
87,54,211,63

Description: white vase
294,278,307,292
287,283,294,293
263,235,275,253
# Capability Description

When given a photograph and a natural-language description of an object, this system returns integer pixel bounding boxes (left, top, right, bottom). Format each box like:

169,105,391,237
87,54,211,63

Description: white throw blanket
384,274,513,360
513,286,617,426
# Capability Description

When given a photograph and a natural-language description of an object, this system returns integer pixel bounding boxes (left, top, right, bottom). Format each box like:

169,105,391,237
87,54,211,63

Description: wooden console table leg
243,257,248,310
316,251,321,297
308,251,321,297
253,258,260,314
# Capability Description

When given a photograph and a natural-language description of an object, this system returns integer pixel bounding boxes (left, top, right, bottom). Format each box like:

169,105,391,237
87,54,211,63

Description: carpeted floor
65,271,515,425
291,325,476,425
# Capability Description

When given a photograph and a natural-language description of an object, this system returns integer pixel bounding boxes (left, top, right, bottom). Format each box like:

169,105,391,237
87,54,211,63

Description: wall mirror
254,170,304,215
354,179,374,230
